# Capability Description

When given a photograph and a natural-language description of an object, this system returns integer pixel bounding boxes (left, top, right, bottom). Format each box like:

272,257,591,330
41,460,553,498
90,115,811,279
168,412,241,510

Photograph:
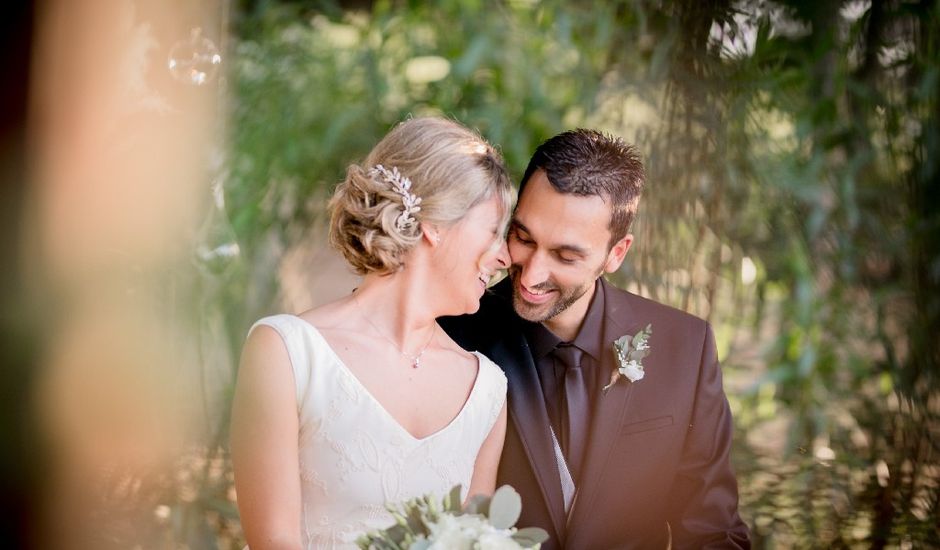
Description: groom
441,130,750,548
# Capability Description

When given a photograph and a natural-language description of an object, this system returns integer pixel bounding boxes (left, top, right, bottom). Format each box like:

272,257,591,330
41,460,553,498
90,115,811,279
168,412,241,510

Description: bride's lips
477,273,492,293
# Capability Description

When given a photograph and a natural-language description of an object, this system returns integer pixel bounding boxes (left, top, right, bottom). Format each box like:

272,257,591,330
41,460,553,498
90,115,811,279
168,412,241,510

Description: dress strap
248,314,314,409
470,352,508,439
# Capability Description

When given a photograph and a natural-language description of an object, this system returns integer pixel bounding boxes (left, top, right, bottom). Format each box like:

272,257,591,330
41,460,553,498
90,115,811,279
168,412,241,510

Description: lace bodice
248,314,507,549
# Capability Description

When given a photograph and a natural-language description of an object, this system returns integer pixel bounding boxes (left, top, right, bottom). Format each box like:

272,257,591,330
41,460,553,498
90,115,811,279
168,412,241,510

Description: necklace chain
353,297,435,369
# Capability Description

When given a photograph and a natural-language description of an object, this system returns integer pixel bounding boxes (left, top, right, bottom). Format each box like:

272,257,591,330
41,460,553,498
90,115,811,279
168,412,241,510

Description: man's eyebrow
555,244,589,256
510,219,589,256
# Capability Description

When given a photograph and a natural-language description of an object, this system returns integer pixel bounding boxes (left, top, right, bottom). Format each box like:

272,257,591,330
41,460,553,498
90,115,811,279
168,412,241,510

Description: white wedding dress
248,315,507,549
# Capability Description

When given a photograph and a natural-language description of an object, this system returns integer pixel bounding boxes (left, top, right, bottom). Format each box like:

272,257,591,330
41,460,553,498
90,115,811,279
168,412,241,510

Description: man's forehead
511,206,610,253
515,183,612,230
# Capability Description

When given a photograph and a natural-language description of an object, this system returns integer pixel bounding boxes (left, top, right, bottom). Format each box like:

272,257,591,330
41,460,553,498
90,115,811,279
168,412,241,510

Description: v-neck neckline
291,315,483,443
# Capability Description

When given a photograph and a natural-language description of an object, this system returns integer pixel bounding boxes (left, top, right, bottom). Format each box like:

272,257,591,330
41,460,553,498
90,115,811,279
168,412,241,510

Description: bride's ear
421,224,442,247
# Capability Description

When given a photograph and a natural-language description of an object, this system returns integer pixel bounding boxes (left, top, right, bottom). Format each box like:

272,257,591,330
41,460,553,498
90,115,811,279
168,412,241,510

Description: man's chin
511,293,557,323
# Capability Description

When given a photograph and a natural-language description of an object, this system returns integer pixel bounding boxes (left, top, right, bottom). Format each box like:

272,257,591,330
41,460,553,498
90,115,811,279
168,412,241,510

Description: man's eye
512,232,533,245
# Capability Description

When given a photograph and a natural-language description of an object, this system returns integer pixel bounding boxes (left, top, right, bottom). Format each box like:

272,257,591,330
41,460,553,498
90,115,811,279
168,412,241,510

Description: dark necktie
553,343,589,484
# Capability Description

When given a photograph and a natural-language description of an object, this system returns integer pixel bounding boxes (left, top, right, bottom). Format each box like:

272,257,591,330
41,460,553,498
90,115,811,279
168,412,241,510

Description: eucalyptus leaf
631,325,652,346
464,493,490,516
512,526,551,547
488,485,522,529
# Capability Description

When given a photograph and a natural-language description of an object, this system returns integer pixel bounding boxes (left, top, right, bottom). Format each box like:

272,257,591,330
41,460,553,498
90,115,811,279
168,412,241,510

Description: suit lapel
494,335,565,533
566,279,641,540
486,282,568,539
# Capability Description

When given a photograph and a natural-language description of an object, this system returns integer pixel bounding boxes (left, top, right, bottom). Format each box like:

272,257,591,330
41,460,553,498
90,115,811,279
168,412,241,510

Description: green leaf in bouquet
463,493,491,516
511,526,550,548
445,484,463,513
405,505,425,534
355,533,391,550
628,348,650,361
488,485,522,529
385,523,408,545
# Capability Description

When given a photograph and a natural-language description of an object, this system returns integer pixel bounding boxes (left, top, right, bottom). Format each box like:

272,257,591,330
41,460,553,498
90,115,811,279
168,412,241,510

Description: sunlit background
4,0,938,548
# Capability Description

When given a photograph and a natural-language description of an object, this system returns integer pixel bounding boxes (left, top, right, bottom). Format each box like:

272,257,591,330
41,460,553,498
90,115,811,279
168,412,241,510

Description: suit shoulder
606,282,709,335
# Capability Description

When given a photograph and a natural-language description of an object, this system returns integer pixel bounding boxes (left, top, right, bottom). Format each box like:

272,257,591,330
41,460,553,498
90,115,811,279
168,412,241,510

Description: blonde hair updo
329,117,513,275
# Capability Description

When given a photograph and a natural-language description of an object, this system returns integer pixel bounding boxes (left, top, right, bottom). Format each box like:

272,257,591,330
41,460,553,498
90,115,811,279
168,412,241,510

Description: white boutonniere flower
604,324,653,392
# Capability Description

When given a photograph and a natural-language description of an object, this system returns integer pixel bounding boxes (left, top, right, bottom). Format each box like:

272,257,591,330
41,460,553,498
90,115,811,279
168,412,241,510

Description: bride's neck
352,270,437,344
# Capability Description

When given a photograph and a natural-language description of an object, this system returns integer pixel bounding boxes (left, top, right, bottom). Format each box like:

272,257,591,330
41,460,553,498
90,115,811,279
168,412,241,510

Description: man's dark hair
519,129,645,247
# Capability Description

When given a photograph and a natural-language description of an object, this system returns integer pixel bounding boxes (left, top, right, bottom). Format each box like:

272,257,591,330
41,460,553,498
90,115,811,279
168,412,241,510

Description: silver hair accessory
369,164,422,231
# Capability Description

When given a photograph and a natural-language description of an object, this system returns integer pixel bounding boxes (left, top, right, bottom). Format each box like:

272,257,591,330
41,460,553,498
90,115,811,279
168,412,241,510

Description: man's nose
517,250,549,289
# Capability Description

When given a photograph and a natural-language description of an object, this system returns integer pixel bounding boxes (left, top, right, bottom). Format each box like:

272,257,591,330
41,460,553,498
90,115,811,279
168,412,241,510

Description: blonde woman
231,117,513,549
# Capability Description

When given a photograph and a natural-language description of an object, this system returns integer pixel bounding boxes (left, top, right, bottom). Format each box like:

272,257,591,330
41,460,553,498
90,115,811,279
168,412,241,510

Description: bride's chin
446,301,480,317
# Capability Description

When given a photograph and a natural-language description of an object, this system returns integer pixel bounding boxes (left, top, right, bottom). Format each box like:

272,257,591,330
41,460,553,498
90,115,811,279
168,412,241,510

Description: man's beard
508,264,596,323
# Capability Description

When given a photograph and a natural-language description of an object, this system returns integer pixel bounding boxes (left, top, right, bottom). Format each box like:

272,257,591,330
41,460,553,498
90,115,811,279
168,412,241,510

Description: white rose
428,514,474,550
619,360,645,382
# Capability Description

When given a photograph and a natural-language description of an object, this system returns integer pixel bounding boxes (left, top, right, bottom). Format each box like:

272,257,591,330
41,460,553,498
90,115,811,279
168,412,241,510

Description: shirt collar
525,317,562,360
570,279,606,361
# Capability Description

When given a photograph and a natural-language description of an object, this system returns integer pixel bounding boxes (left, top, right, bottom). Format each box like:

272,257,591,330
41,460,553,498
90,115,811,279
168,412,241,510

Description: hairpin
369,164,422,231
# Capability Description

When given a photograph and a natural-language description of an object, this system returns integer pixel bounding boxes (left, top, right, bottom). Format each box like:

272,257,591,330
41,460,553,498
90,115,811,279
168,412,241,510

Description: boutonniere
603,324,653,392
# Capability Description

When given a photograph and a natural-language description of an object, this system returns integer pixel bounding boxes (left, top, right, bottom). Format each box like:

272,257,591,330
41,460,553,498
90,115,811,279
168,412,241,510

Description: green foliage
164,1,940,548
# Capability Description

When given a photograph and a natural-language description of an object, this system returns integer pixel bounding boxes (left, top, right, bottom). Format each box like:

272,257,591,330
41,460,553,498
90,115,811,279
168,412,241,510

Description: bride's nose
481,239,509,272
492,240,509,269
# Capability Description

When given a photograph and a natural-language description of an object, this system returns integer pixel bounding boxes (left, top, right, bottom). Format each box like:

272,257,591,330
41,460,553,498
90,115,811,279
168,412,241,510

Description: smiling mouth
518,282,556,303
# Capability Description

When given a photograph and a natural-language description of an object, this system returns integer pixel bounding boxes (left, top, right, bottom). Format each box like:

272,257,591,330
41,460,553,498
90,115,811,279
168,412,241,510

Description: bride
230,117,513,549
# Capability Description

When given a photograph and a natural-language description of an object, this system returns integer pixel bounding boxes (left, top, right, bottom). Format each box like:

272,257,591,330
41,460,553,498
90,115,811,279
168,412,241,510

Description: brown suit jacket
441,278,750,549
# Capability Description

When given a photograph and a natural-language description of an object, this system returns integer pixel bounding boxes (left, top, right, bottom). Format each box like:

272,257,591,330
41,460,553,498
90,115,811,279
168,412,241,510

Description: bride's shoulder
296,297,355,328
292,297,364,340
292,299,367,356
437,332,506,382
437,330,477,359
473,352,507,383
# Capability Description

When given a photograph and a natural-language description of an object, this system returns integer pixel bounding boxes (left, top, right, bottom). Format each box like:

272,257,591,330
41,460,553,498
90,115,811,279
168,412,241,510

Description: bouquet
357,485,549,550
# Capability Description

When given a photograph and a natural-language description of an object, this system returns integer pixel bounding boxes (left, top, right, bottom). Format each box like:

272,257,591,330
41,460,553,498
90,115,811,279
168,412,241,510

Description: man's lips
518,282,555,304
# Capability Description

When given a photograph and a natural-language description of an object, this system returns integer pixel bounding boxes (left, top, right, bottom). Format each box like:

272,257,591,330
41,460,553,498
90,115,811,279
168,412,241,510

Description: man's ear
603,234,633,273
